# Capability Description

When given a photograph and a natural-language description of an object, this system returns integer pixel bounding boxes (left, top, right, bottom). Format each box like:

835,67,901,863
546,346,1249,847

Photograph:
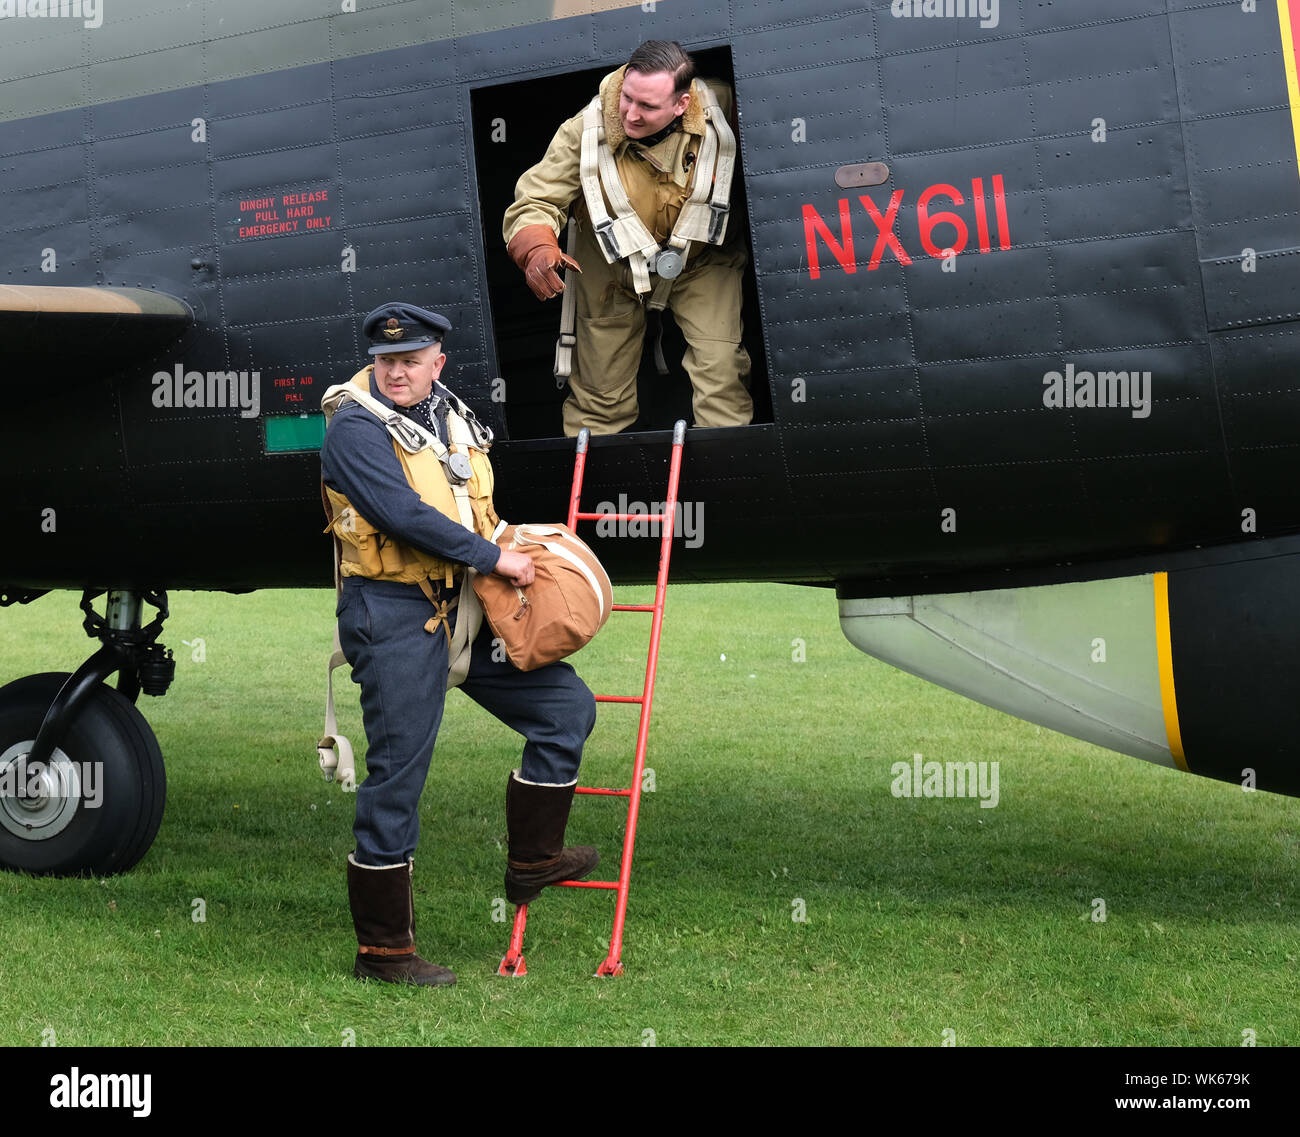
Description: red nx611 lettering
802,175,1011,279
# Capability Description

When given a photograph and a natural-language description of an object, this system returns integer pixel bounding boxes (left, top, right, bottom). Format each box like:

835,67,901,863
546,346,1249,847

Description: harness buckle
593,218,620,260
387,413,426,452
441,450,473,485
648,247,684,279
707,200,730,244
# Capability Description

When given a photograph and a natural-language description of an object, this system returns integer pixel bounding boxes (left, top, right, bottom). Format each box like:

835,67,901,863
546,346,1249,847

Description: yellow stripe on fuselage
1153,572,1188,771
1279,1,1300,175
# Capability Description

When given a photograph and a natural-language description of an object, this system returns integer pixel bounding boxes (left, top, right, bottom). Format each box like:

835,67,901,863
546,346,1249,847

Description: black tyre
0,672,166,876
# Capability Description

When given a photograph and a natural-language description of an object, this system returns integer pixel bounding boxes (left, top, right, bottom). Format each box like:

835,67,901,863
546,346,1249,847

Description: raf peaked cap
362,302,452,355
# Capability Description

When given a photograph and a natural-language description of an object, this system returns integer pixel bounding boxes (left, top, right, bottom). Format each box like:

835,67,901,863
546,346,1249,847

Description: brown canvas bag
472,523,613,670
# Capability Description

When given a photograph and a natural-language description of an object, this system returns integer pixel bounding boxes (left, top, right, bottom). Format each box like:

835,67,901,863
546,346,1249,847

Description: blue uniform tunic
321,377,596,866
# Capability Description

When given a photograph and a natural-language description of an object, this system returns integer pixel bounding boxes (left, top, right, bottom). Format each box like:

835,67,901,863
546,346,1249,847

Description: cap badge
383,318,404,341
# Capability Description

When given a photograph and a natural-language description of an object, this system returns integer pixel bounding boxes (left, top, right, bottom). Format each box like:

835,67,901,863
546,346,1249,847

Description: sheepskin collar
600,65,709,151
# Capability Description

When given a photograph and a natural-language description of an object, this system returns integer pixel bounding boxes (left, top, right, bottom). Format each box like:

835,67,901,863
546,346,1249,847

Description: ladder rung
574,512,671,523
595,695,643,704
555,880,619,889
576,786,631,796
612,603,655,612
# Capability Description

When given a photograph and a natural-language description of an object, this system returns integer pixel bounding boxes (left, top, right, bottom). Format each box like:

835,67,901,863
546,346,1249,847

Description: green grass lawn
1,582,1297,1045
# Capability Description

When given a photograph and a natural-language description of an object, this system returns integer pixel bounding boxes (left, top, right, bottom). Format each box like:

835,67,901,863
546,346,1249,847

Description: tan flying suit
504,66,754,436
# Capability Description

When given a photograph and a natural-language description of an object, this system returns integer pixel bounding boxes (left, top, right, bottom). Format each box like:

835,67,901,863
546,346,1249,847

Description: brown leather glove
507,224,582,301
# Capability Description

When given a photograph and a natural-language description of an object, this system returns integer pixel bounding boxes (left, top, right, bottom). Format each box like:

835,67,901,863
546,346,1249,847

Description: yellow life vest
320,367,499,593
316,369,497,784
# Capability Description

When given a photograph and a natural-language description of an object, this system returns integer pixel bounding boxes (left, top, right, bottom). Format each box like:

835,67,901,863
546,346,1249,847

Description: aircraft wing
0,286,193,372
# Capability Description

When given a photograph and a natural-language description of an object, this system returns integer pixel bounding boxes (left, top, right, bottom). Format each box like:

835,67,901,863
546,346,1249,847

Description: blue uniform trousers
337,576,597,866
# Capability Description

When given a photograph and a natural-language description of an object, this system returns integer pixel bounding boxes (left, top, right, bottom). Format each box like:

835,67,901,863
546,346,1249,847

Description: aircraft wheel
0,672,166,876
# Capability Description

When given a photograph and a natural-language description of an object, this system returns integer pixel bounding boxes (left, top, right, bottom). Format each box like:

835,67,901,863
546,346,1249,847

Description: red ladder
498,420,687,977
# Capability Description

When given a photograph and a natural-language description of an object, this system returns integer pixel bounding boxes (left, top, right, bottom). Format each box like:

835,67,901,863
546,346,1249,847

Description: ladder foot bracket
498,951,528,977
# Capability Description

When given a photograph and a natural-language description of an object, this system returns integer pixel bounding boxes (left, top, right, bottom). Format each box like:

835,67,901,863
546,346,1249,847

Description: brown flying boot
504,772,600,905
347,854,456,986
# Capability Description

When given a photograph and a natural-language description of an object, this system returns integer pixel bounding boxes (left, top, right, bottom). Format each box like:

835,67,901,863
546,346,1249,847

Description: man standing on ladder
320,303,600,987
503,39,754,437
